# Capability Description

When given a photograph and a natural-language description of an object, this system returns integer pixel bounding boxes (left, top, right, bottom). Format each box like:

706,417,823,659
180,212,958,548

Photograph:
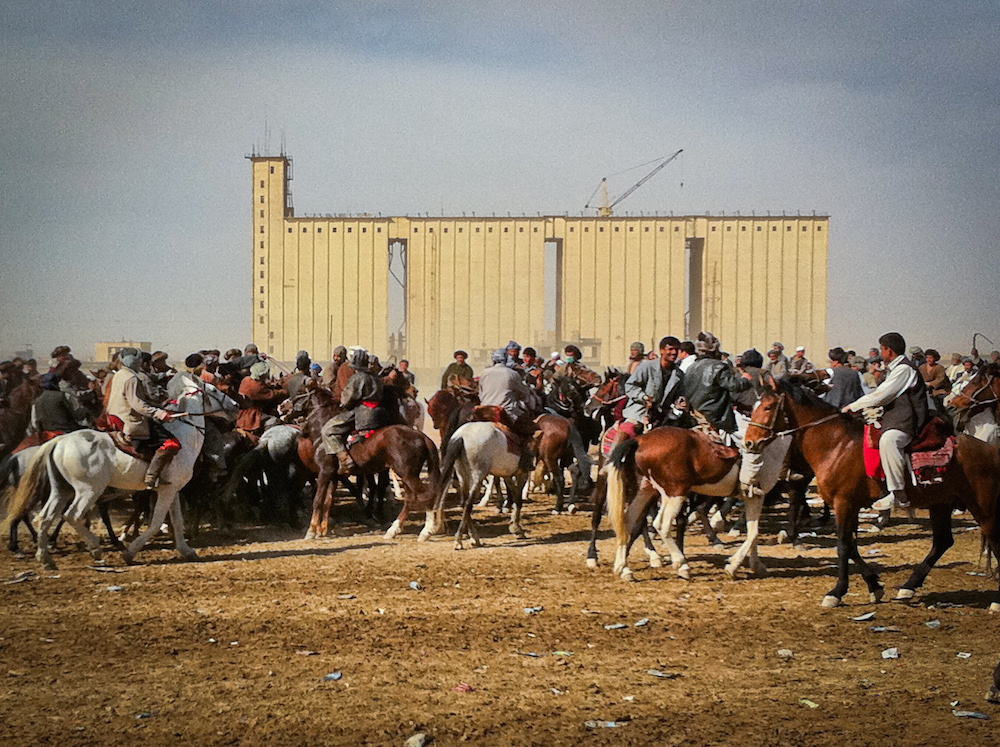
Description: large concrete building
250,154,828,371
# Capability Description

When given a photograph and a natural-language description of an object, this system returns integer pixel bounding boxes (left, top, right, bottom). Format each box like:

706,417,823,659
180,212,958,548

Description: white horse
431,420,529,549
2,380,237,570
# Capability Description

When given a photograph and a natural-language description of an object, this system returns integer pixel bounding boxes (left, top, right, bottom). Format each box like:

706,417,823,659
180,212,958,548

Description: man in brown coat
237,361,287,435
919,348,950,411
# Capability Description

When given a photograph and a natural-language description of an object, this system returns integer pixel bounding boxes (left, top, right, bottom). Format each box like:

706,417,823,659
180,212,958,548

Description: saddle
12,431,64,454
346,429,377,449
109,431,157,462
863,416,957,484
690,411,740,461
472,405,521,455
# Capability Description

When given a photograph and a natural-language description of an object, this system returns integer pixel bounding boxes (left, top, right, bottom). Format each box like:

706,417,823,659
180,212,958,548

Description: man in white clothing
842,332,928,510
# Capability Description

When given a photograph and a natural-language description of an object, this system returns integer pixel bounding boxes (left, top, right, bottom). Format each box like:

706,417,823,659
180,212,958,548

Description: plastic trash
296,650,319,656
409,581,422,591
634,618,650,627
552,651,574,657
585,721,626,728
604,623,628,630
925,620,941,629
106,585,124,592
523,606,543,615
323,672,343,681
957,652,972,659
953,710,990,720
646,669,681,679
452,682,475,692
799,699,819,709
777,649,794,659
337,594,357,600
870,626,900,633
881,647,900,659
851,612,876,622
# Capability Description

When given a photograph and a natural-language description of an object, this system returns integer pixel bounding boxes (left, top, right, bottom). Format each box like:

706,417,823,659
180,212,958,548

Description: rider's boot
144,448,176,488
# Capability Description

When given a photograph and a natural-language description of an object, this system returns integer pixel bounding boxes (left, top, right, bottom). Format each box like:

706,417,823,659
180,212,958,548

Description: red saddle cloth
471,406,521,455
12,431,64,454
346,429,377,449
864,417,956,483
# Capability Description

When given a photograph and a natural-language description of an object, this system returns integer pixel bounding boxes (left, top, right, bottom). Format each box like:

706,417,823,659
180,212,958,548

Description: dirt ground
1,494,998,747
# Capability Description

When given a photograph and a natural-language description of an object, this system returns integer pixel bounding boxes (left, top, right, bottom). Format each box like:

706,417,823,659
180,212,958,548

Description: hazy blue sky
1,2,998,362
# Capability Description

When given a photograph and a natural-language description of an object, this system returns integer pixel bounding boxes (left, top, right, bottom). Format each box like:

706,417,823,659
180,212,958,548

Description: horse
745,376,1000,609
307,424,441,539
586,368,627,431
0,369,41,458
603,428,769,581
433,420,531,549
529,413,593,513
1,379,238,570
948,363,1000,446
426,387,478,451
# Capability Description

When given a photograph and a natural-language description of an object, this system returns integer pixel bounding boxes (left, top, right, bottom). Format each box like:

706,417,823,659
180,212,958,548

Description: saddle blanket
346,429,377,449
910,436,957,485
13,431,64,454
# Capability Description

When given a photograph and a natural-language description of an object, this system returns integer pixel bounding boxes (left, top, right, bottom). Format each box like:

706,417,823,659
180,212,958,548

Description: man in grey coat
621,335,686,439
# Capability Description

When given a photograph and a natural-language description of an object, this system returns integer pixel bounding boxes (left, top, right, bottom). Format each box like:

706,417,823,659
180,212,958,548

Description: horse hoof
724,564,738,580
41,559,58,571
870,587,885,604
776,529,788,545
990,602,1000,614
987,685,1000,704
122,553,136,566
567,504,577,515
303,531,316,541
586,558,598,569
821,595,842,608
752,564,769,577
677,564,691,580
895,588,915,601
621,568,635,582
180,549,200,562
648,555,663,568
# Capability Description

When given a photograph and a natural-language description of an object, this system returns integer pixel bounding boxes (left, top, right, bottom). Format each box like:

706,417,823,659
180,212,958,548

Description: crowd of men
2,331,995,512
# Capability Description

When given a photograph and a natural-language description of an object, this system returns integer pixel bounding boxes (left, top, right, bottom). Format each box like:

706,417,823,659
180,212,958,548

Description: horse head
949,364,1000,417
176,379,239,421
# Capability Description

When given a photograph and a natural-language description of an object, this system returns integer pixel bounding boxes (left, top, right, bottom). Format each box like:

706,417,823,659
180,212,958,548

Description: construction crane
585,149,683,217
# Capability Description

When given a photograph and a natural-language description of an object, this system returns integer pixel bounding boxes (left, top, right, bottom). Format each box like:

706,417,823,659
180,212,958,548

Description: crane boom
585,148,683,217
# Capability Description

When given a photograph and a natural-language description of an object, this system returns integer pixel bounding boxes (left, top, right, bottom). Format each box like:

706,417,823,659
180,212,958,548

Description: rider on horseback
478,348,538,471
621,335,686,438
106,347,186,488
320,349,390,474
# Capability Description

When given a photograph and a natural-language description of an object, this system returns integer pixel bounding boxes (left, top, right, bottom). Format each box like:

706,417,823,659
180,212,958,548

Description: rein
749,391,842,441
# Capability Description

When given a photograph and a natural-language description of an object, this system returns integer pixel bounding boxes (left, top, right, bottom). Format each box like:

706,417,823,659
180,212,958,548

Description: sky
1,1,998,363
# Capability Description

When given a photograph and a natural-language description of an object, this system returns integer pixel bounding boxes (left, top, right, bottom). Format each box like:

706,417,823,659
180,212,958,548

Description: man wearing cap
909,346,926,369
843,332,928,510
29,372,90,437
919,349,950,412
149,351,176,389
788,346,814,375
945,352,965,386
237,360,287,436
627,342,646,375
621,336,685,437
520,347,544,393
478,348,537,470
815,347,865,409
441,350,474,390
322,346,348,388
321,349,387,474
235,344,265,377
684,331,752,435
285,351,313,399
107,347,187,488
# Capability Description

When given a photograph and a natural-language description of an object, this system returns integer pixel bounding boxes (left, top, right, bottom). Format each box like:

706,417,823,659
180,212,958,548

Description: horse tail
605,438,640,543
0,440,57,534
435,437,465,511
985,446,1000,578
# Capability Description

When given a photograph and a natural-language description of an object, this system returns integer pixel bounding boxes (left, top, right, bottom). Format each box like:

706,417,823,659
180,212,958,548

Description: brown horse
745,376,1000,609
0,370,41,458
948,363,1000,444
585,368,627,431
426,387,478,450
604,428,767,581
529,413,593,513
306,424,441,539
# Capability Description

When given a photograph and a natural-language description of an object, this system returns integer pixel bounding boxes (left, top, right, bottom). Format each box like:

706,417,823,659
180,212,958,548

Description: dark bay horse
426,387,478,451
0,370,41,458
745,377,1000,609
529,413,593,513
948,363,1000,445
586,368,627,431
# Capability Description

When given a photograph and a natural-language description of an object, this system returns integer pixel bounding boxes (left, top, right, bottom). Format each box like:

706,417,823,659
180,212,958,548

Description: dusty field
1,497,998,747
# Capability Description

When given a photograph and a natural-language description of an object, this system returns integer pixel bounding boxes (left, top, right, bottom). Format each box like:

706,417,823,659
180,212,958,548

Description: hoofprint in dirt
1,507,998,746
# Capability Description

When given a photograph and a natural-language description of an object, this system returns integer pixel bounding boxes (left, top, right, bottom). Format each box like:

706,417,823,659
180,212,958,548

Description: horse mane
776,375,834,410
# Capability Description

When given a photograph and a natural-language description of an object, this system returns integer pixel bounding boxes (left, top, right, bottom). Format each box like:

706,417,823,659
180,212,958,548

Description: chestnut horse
604,428,768,581
0,370,41,458
745,376,1000,609
586,368,627,431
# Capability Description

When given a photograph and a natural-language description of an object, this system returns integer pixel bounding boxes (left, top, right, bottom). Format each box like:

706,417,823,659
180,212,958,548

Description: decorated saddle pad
346,429,377,449
910,436,957,486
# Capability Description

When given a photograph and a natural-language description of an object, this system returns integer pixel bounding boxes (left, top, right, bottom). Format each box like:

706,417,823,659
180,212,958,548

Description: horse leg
624,489,663,571
98,502,126,554
649,489,690,580
305,467,332,539
167,493,199,561
896,503,954,600
508,476,528,539
822,502,868,607
586,472,607,568
123,490,177,565
477,474,494,508
551,460,565,514
725,490,766,579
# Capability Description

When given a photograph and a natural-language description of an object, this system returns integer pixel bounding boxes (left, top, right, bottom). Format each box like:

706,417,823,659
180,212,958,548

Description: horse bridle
958,372,999,414
748,391,841,447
